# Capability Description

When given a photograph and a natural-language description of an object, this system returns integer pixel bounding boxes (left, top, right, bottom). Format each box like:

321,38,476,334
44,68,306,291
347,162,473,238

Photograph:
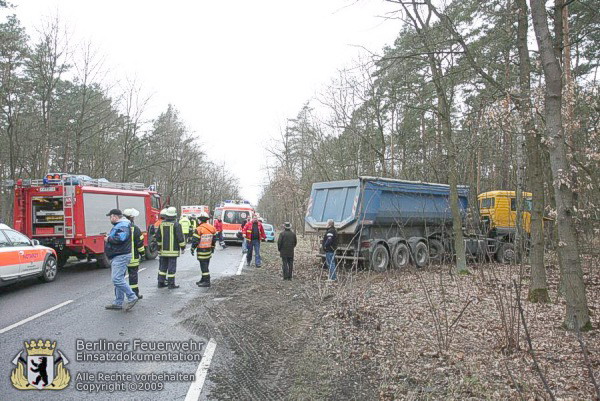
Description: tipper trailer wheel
412,242,429,268
371,244,390,272
391,242,411,269
428,239,444,264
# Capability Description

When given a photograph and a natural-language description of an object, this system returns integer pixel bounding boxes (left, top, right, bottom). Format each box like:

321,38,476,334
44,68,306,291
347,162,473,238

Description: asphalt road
0,244,244,401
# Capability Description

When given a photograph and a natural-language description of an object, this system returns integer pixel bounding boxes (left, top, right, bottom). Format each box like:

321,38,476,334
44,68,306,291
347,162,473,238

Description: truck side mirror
31,239,40,246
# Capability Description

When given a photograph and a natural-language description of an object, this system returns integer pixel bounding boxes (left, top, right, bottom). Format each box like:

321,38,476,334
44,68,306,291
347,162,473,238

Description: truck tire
57,252,69,268
496,243,517,264
428,239,444,264
412,242,429,268
391,242,410,270
145,233,159,260
371,243,390,272
96,253,111,268
39,256,58,282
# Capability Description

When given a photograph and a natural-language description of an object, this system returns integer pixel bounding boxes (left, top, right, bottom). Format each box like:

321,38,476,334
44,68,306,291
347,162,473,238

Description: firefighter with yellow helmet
155,206,186,289
191,212,217,287
123,208,146,299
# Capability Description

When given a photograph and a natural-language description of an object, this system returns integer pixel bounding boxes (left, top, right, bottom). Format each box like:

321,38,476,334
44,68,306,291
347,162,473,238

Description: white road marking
184,338,217,401
125,266,147,279
0,300,74,334
236,254,245,275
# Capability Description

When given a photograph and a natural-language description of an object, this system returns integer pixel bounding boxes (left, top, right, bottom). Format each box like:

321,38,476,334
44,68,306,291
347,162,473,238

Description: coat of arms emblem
10,339,70,390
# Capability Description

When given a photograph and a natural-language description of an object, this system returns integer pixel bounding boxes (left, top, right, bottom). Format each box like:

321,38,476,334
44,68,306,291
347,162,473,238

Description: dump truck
304,177,516,271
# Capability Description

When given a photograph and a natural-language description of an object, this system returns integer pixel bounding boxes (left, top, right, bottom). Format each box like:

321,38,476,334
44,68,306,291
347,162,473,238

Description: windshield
264,224,273,231
223,210,252,225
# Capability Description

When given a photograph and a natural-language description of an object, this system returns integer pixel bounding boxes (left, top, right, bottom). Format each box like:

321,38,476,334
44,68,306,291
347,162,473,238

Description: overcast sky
11,0,400,203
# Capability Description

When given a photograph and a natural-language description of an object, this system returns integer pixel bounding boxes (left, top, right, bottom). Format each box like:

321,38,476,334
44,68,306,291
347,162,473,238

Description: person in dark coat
277,222,297,280
323,219,338,281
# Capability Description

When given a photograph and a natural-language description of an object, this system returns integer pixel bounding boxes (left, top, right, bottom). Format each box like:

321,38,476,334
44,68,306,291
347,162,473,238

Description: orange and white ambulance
212,200,254,243
0,223,58,286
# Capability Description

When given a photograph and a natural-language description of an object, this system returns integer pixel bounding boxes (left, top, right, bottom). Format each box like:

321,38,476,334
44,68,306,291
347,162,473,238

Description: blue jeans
111,253,137,306
326,251,337,280
242,237,247,253
246,239,262,266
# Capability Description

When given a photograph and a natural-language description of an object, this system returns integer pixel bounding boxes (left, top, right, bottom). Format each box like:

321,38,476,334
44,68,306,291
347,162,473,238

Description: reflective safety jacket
179,216,191,234
155,218,186,257
128,224,146,267
213,219,223,232
191,223,217,260
242,221,266,241
190,218,198,234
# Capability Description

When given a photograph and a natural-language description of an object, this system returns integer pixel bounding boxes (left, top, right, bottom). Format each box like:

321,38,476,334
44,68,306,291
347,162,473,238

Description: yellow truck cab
478,191,532,237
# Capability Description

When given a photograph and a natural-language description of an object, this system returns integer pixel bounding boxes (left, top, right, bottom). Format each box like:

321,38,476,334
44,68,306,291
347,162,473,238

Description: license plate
39,187,55,192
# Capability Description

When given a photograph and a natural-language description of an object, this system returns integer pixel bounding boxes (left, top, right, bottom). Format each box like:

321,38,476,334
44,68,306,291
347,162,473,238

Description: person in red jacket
243,215,266,267
213,217,227,249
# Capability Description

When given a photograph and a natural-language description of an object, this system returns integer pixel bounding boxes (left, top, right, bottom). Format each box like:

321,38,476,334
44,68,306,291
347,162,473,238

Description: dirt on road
178,238,600,401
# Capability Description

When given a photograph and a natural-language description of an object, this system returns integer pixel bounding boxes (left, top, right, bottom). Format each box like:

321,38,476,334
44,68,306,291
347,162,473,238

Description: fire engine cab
213,200,255,243
13,173,163,268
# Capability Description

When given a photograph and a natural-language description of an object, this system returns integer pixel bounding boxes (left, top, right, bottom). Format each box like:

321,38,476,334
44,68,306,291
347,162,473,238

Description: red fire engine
13,173,163,268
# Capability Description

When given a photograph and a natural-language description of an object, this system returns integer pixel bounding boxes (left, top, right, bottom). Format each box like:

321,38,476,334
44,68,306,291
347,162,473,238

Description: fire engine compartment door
83,193,118,236
115,195,147,232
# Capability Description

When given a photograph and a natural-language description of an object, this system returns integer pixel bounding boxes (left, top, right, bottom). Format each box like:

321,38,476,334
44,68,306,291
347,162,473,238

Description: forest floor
180,237,600,401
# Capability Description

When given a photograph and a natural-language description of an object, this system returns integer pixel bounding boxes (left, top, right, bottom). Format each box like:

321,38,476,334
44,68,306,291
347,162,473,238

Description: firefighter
155,206,186,289
179,214,191,243
189,214,198,240
153,209,167,231
123,208,146,299
190,212,217,288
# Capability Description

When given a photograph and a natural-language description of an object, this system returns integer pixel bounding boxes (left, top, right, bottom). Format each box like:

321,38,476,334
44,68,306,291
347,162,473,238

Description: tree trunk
530,0,590,330
517,0,549,303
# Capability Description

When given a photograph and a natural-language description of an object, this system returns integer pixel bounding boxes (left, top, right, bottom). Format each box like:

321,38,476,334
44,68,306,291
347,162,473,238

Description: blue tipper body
305,176,469,233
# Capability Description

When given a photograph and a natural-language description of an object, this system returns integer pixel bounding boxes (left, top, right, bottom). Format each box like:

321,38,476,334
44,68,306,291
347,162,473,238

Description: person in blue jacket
104,209,138,311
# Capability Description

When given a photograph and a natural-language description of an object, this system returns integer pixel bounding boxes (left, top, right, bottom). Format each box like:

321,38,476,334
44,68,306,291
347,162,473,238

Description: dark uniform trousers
281,257,294,279
128,266,140,295
197,249,212,283
158,257,177,285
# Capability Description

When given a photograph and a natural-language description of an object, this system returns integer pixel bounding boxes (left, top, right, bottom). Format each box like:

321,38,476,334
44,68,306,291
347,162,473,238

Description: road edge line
0,299,74,334
184,338,217,401
236,254,245,275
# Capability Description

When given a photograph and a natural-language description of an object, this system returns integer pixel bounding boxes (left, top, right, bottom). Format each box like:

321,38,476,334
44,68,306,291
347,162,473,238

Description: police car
0,223,58,286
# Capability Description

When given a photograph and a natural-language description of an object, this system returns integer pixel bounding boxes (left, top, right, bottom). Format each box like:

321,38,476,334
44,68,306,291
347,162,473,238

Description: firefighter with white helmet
191,211,217,288
155,206,186,289
123,208,146,299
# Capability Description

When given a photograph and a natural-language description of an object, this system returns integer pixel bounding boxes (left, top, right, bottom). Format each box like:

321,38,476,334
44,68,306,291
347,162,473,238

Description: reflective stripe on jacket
128,224,145,267
242,221,266,241
191,223,217,260
155,219,186,257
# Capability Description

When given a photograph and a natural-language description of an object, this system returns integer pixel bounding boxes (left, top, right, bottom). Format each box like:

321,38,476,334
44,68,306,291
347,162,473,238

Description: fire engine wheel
145,244,159,260
96,253,111,268
412,242,429,268
391,242,410,270
39,256,58,282
371,243,390,272
57,253,69,268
